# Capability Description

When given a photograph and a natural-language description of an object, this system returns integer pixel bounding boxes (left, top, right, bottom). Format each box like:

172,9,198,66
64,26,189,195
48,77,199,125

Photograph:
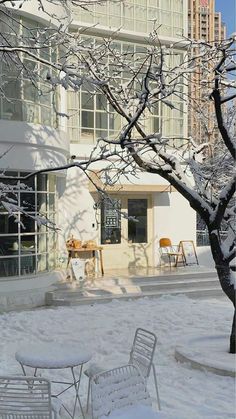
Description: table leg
67,251,72,268
99,249,104,276
71,365,85,419
18,362,86,419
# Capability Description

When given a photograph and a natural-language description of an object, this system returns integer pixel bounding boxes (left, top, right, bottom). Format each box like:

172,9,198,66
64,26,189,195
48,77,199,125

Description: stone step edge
52,284,221,299
52,279,220,296
55,277,219,291
46,287,224,306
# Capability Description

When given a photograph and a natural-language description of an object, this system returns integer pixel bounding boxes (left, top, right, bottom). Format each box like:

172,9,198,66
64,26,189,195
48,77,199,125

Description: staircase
45,269,225,307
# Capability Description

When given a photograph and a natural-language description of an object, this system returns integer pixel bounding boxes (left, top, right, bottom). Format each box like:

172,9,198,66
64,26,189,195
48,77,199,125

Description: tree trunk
215,263,236,354
209,231,235,353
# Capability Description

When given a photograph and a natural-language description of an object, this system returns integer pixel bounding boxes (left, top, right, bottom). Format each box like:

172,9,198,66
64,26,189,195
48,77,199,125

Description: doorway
100,194,153,270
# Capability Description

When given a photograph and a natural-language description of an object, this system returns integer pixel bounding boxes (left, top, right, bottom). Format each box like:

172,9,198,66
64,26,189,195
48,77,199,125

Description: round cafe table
15,342,92,419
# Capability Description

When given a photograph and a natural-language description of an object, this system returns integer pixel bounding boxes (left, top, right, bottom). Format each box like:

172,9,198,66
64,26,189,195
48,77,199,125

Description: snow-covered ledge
0,270,65,312
175,335,235,377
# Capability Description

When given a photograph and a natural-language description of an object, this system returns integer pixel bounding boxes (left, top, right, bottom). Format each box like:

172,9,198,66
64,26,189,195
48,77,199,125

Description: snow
0,295,235,419
101,404,160,419
15,343,92,369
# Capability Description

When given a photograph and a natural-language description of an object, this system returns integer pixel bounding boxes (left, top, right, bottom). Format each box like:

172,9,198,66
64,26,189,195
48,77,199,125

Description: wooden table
67,246,104,276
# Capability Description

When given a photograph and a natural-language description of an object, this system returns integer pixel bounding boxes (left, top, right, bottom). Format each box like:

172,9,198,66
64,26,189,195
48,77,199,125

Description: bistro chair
159,237,185,268
0,375,58,418
91,364,156,419
84,327,161,412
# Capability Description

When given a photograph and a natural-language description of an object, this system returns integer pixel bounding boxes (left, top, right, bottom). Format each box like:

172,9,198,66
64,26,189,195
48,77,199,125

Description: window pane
0,257,18,277
20,172,35,189
81,92,94,110
37,174,47,191
0,214,19,234
96,113,108,129
20,192,35,210
96,94,107,110
82,111,94,128
101,198,121,244
128,199,147,243
20,235,36,252
0,236,19,256
20,254,35,275
49,175,56,192
3,99,22,121
20,214,36,233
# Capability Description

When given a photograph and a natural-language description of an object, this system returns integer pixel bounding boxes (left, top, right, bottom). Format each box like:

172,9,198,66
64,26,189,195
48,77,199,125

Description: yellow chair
159,238,185,268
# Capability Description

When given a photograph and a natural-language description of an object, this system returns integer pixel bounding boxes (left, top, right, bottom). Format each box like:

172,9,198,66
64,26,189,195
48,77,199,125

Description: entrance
100,194,153,270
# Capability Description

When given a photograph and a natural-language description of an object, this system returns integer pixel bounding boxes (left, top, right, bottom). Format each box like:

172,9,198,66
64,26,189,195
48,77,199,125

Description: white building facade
0,0,197,279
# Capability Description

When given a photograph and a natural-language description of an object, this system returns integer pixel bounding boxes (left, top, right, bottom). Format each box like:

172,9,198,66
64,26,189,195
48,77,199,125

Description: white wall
153,191,196,265
6,0,70,27
0,120,69,172
57,168,98,257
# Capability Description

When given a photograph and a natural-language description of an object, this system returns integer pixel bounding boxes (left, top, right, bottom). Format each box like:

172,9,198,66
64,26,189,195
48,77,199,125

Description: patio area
0,293,234,419
46,265,223,307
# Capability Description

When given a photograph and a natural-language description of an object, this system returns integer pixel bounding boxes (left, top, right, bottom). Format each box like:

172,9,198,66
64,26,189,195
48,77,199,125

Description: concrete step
46,286,225,307
121,271,217,282
46,269,222,307
50,277,220,299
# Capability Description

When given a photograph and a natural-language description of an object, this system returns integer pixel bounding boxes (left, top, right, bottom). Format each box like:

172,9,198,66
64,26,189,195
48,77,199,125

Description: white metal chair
0,375,57,418
84,328,161,412
91,364,154,419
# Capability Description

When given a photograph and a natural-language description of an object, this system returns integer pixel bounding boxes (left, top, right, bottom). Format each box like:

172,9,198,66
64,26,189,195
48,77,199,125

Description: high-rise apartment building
188,0,226,42
188,0,226,141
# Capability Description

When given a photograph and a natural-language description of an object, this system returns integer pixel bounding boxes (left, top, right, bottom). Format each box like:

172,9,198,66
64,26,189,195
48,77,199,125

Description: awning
88,171,175,193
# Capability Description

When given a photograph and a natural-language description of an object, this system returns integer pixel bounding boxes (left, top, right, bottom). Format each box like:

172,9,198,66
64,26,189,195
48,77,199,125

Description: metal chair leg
152,363,161,410
86,376,91,413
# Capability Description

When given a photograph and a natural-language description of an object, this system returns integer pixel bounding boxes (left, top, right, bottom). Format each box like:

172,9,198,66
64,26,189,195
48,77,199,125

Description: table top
67,246,103,252
15,342,92,369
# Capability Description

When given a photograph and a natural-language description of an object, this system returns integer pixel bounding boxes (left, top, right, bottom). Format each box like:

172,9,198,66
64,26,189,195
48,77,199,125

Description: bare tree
0,3,235,351
44,32,236,352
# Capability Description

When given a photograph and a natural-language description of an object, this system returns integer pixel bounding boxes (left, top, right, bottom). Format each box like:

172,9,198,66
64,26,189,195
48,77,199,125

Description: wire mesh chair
0,375,56,419
129,328,161,409
91,364,153,419
84,327,161,412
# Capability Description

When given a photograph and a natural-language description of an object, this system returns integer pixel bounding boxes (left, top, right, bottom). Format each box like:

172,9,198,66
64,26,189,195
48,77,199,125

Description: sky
215,0,236,36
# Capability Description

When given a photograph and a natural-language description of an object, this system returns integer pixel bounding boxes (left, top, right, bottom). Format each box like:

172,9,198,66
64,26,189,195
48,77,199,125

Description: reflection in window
128,199,147,243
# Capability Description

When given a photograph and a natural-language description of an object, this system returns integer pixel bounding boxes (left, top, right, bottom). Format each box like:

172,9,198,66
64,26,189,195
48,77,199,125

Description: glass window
101,198,121,244
82,111,94,128
128,199,147,243
0,173,57,278
0,16,57,127
96,113,108,129
82,92,94,110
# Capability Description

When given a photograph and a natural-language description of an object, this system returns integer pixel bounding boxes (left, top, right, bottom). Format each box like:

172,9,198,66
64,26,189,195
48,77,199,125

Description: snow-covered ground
0,295,235,419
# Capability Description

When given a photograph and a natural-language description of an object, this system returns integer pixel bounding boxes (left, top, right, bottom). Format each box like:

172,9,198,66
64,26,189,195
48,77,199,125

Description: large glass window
72,0,184,37
0,172,57,278
0,14,58,127
67,38,184,144
128,199,147,243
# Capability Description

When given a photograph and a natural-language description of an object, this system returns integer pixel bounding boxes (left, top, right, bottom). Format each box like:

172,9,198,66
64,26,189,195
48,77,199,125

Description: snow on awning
88,171,175,193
